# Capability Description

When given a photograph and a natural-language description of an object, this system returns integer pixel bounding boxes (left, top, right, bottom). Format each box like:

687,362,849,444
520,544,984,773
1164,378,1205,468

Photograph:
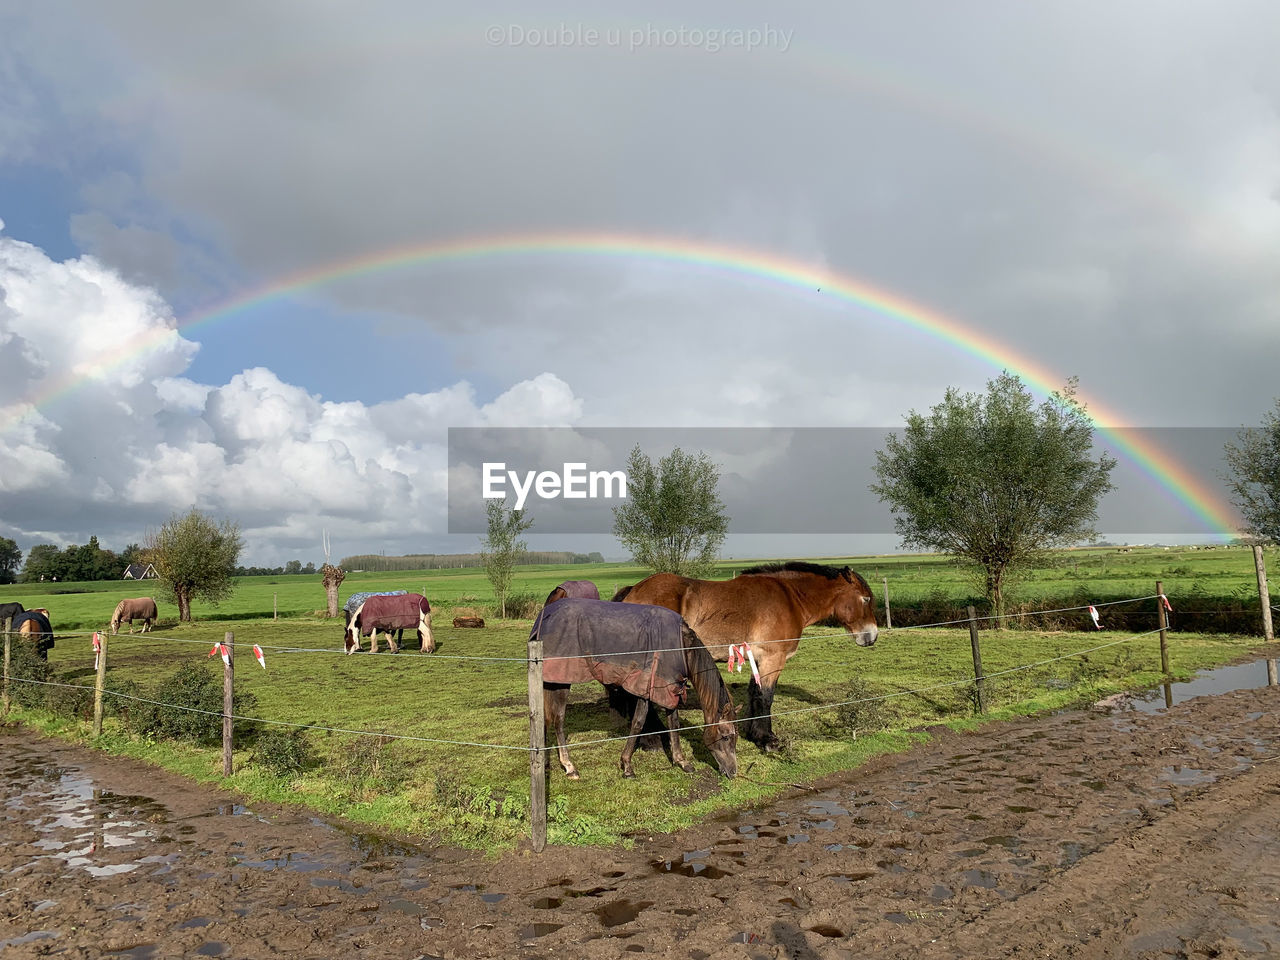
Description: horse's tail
610,584,634,602
681,622,735,723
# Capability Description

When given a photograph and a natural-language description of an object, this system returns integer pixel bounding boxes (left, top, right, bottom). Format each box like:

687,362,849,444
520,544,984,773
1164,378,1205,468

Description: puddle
1132,659,1277,713
1160,765,1214,787
960,869,999,889
594,899,653,927
195,944,227,957
0,932,59,950
653,859,733,879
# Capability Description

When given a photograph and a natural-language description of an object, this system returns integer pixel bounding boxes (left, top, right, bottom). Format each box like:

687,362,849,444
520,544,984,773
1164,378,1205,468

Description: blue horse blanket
533,598,689,710
344,590,407,615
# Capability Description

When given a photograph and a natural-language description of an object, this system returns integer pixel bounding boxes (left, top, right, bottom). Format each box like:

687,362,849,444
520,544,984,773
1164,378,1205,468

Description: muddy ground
2,683,1278,960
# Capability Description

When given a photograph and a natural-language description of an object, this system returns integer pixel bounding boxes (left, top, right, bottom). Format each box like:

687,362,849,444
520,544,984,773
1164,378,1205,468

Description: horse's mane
738,560,844,580
681,624,734,722
610,584,634,602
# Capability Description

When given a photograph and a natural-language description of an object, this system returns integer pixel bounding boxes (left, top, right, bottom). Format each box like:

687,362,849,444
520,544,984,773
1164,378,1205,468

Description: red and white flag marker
1088,605,1102,630
92,632,102,670
207,643,230,665
1161,594,1173,612
252,644,266,670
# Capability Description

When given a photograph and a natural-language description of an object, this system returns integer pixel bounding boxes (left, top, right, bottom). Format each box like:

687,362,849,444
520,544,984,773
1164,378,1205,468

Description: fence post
1253,545,1273,643
222,631,234,777
1267,659,1277,686
967,605,985,714
93,632,107,737
2,616,11,713
883,577,892,629
273,592,277,621
527,632,546,852
1156,580,1170,677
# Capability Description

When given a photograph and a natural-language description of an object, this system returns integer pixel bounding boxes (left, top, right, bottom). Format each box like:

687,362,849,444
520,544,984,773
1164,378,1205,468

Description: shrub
252,727,317,778
4,639,51,709
329,732,409,791
126,661,259,746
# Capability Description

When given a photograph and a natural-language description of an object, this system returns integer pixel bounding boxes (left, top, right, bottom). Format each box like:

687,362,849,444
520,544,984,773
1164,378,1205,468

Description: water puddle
1132,659,1277,713
519,923,563,939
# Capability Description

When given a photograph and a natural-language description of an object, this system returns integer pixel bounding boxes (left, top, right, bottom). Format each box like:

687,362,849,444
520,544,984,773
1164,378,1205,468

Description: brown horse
619,561,877,751
534,598,737,780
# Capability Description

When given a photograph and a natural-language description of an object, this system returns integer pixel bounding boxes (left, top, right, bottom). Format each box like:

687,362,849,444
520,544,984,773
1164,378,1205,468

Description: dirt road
2,683,1277,959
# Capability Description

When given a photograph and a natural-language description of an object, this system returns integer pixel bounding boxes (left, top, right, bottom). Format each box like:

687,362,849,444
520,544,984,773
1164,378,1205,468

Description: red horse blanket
534,598,689,710
356,593,430,634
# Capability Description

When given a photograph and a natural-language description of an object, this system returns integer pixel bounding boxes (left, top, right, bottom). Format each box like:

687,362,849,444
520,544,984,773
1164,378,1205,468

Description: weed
252,727,318,778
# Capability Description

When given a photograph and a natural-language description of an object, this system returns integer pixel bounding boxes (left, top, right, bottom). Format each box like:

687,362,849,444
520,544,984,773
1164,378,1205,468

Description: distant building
122,563,157,580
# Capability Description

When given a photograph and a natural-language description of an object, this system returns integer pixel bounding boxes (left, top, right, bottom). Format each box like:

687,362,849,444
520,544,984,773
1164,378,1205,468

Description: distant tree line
234,560,317,577
338,551,605,571
16,536,143,583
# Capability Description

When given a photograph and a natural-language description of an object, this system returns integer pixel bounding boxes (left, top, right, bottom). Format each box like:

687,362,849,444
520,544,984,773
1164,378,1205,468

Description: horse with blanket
342,590,407,643
544,580,600,606
0,601,24,629
111,597,157,635
345,593,434,654
533,598,737,780
12,609,54,659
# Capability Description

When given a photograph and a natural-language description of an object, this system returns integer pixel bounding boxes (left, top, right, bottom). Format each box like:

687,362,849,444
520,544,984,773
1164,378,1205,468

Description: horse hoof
622,769,636,779
677,762,695,773
761,737,782,754
567,770,580,781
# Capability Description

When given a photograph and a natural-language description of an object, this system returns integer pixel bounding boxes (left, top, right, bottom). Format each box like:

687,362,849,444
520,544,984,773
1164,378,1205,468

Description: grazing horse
110,597,157,635
544,579,601,606
534,598,737,780
12,609,54,659
0,601,24,626
619,562,878,752
342,590,407,629
345,593,434,654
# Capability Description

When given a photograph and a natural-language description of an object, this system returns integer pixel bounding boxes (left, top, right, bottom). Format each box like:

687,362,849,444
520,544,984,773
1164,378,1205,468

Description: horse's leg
420,611,435,653
666,708,694,773
619,698,651,778
744,675,782,751
387,627,400,654
544,686,578,780
370,628,379,654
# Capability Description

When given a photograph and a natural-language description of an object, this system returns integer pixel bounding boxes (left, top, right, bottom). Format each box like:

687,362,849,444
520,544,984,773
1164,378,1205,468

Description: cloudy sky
1,1,1278,566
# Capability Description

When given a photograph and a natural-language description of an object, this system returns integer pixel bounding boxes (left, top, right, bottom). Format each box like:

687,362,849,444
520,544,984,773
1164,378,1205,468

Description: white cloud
0,226,586,563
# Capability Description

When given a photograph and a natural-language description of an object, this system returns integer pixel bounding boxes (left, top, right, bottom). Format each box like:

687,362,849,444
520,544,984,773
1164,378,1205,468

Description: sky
1,1,1278,567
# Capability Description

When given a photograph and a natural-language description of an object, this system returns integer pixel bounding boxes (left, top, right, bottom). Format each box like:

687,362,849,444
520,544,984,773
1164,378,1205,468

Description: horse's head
343,604,364,654
834,567,879,647
703,717,738,779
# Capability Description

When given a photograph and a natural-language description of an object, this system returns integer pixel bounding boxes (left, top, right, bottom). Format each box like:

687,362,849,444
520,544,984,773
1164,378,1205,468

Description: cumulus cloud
0,226,585,563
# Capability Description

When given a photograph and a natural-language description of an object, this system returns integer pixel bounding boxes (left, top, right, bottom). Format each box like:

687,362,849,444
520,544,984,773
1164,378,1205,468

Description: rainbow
7,230,1238,536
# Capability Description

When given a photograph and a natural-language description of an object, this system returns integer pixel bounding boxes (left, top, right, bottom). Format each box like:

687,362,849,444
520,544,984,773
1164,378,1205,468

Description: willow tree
1223,398,1280,544
320,529,345,617
144,509,243,622
612,445,729,578
481,500,532,618
871,373,1116,624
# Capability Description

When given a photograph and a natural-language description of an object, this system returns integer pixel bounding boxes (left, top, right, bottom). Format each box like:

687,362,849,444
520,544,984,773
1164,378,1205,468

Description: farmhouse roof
122,563,157,580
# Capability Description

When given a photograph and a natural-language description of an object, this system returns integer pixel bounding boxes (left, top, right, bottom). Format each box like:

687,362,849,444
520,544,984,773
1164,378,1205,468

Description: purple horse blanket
558,580,600,599
534,598,689,710
355,593,431,634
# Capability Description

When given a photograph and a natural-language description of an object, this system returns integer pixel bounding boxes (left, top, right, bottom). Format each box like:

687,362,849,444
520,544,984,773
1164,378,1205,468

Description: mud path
2,683,1278,959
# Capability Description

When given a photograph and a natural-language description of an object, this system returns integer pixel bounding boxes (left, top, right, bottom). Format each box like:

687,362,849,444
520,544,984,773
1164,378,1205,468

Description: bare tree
320,529,345,618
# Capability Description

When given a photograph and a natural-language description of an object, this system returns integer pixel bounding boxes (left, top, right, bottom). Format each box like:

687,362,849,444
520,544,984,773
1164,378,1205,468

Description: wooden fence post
967,605,985,714
883,577,892,629
222,631,234,777
1267,659,1278,686
2,616,11,714
93,632,107,737
1253,546,1273,643
1156,580,1170,677
527,632,546,852
273,593,278,621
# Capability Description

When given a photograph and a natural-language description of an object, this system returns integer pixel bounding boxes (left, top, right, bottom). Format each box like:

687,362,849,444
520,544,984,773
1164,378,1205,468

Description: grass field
2,545,1276,851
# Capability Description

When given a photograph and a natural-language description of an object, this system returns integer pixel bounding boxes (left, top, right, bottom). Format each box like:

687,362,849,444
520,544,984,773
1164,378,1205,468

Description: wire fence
1,592,1177,754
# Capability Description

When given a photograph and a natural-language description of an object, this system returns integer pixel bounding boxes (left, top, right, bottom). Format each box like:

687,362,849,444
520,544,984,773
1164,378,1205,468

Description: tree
611,445,729,578
0,537,20,584
481,499,532,618
20,544,62,583
285,560,302,575
143,509,244,621
1223,399,1280,544
871,373,1116,623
